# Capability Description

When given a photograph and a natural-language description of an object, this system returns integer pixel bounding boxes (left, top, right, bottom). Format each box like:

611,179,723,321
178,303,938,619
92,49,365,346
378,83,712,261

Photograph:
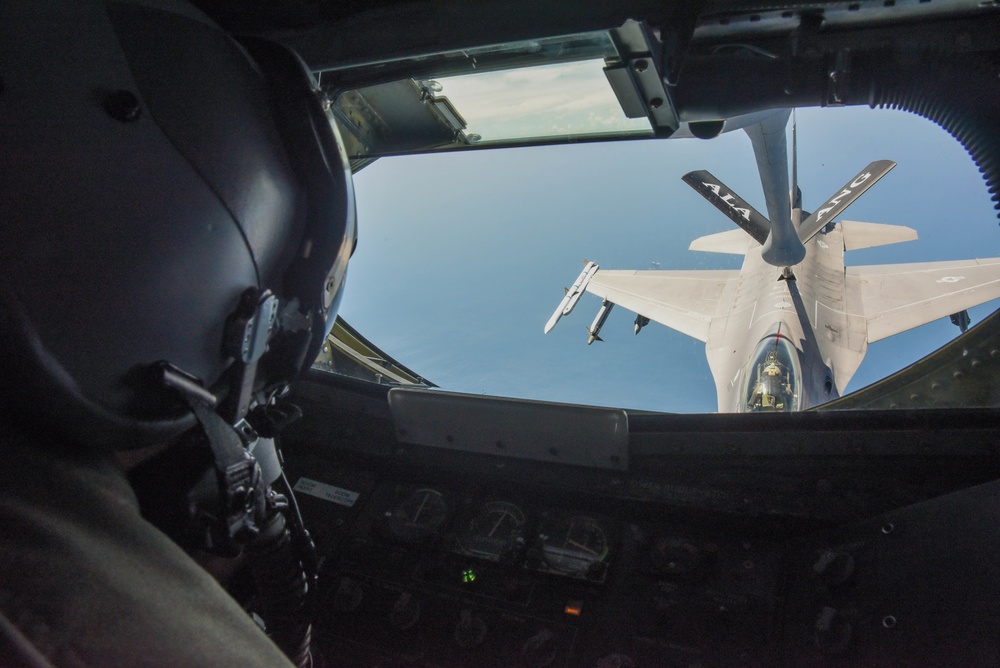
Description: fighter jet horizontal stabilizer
798,160,896,243
689,228,755,255
682,170,770,245
840,220,917,250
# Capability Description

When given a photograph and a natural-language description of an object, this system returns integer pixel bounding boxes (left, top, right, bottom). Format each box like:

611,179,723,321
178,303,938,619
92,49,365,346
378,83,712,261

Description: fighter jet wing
585,269,738,342
849,257,1000,343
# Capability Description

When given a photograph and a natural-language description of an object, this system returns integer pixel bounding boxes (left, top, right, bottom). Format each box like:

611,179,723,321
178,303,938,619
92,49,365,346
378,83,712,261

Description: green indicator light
462,569,477,584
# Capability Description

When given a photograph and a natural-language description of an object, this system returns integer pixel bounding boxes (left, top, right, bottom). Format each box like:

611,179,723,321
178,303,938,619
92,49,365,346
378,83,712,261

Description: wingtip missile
634,315,650,335
544,261,599,334
950,310,971,333
543,309,562,334
564,262,599,316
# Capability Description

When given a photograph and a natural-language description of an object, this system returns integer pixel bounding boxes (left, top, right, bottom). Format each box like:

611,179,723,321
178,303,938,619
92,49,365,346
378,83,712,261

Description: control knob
521,628,557,668
596,654,635,668
332,576,364,613
814,606,852,654
812,550,855,587
389,592,421,631
453,609,488,648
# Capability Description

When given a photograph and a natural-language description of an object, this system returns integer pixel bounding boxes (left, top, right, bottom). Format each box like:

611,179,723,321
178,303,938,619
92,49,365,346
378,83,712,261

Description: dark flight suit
0,425,294,667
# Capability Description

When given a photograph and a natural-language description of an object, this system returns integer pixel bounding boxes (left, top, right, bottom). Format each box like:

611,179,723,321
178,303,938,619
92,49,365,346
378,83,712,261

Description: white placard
293,477,360,507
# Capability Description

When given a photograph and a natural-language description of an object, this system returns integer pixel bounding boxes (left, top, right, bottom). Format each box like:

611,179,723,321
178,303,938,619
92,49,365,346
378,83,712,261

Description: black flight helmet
0,1,356,448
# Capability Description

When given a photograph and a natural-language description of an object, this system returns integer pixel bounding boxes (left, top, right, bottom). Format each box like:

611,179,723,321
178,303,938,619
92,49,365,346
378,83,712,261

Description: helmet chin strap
143,305,317,667
149,361,282,555
187,398,265,549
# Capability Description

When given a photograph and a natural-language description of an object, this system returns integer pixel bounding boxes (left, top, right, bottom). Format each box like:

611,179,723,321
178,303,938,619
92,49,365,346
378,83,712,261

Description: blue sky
339,105,1000,413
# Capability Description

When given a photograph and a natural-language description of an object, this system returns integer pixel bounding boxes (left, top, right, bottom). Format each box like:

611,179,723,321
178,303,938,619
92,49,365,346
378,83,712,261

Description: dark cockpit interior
191,1,1000,665
6,1,1000,666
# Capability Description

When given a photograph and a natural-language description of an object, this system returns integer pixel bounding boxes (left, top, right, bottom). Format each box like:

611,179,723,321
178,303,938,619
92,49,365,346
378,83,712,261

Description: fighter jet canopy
742,333,803,413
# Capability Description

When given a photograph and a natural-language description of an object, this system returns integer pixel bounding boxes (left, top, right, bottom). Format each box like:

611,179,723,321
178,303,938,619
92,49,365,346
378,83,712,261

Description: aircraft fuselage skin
707,225,865,412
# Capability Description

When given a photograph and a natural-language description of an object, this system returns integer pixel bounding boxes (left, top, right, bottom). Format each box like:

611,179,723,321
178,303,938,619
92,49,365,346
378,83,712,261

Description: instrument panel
363,483,619,584
533,512,611,582
456,500,529,563
287,458,782,667
282,379,1000,666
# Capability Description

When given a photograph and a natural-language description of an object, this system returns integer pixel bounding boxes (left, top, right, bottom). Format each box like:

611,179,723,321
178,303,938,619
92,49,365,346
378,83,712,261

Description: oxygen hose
247,509,315,668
